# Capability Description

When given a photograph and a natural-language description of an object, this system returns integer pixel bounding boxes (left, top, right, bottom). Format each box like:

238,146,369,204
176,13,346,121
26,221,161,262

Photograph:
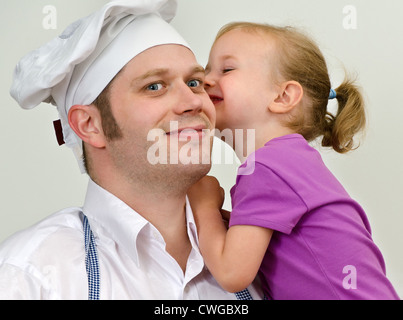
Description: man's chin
180,162,212,190
146,162,212,197
161,162,212,180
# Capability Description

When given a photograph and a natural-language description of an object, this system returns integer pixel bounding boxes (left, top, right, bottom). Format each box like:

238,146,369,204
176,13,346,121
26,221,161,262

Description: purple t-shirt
229,134,399,300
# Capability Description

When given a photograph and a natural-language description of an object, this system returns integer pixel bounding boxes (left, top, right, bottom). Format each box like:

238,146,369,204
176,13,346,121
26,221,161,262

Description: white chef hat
10,0,191,173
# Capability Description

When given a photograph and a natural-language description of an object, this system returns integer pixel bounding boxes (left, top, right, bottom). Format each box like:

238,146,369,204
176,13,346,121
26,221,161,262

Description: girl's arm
188,176,273,293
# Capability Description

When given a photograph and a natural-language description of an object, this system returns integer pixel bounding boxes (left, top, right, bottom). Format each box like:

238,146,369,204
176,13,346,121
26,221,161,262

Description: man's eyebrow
135,68,170,81
191,65,206,75
134,66,205,82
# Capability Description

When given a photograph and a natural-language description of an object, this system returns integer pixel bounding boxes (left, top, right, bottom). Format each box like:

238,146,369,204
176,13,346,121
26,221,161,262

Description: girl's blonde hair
215,22,366,154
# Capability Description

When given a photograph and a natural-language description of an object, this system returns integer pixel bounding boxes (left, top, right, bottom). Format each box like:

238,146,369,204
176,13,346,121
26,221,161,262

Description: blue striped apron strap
83,214,100,300
235,289,254,300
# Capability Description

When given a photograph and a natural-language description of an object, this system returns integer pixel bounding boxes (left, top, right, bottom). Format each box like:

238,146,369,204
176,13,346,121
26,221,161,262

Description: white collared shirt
0,179,262,300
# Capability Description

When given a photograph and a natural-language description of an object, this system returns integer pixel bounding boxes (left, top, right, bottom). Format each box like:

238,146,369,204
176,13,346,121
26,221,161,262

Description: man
0,0,262,299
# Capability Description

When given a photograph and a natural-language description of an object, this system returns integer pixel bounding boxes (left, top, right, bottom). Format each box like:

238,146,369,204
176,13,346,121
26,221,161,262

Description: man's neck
95,175,192,273
131,187,193,273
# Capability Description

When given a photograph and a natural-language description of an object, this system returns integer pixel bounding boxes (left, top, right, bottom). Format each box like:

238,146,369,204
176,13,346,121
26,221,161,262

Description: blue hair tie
329,89,337,100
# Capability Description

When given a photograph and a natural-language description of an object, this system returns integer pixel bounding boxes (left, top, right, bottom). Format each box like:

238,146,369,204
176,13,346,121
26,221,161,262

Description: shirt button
183,284,198,299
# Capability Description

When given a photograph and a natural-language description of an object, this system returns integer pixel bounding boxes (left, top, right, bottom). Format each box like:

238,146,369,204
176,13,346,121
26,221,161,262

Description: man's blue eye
147,83,163,91
188,79,201,88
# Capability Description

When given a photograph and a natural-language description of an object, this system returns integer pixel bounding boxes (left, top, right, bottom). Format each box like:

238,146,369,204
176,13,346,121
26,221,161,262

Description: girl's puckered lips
209,95,223,105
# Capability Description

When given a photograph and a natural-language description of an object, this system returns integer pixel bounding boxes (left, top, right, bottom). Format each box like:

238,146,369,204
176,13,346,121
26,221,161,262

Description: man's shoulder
0,208,84,267
0,208,88,299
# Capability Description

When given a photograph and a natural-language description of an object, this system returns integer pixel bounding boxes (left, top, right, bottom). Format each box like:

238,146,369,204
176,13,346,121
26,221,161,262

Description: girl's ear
68,104,106,149
269,81,304,114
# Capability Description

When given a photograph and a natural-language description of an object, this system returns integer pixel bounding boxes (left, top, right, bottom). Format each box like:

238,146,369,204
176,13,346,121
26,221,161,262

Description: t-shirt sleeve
229,162,308,235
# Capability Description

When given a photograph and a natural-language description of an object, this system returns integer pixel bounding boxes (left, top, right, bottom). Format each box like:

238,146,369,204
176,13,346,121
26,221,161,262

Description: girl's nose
204,72,216,89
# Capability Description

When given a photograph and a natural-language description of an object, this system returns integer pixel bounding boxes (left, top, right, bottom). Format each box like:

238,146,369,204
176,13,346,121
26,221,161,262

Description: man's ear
68,105,106,148
269,81,304,114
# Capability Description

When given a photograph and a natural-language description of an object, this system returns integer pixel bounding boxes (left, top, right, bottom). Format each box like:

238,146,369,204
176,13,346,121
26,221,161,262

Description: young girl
188,22,399,300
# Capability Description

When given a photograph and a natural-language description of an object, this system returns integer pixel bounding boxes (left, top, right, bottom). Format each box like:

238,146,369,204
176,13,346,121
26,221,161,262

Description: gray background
1,0,402,296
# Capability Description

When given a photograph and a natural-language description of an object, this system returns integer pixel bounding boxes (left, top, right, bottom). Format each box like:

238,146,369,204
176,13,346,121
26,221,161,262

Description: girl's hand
187,176,225,212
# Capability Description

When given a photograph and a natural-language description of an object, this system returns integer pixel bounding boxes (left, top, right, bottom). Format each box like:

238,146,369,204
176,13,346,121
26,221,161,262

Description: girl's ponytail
321,78,366,154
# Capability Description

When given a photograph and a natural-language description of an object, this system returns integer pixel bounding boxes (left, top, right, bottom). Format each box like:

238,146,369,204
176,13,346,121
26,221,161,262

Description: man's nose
173,83,203,115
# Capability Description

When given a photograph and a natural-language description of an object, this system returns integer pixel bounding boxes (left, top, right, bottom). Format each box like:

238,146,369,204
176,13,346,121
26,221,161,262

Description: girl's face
205,29,279,133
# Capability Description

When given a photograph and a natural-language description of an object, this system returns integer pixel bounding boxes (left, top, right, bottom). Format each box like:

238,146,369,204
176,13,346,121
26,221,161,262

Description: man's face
105,44,216,190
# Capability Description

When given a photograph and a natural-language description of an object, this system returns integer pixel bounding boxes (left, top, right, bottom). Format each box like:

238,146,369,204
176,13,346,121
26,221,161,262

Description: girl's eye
223,68,234,74
187,79,202,88
146,83,163,91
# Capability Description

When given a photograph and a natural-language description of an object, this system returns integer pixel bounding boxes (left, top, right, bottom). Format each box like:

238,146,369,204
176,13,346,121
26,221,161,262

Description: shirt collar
185,196,200,248
82,179,200,267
